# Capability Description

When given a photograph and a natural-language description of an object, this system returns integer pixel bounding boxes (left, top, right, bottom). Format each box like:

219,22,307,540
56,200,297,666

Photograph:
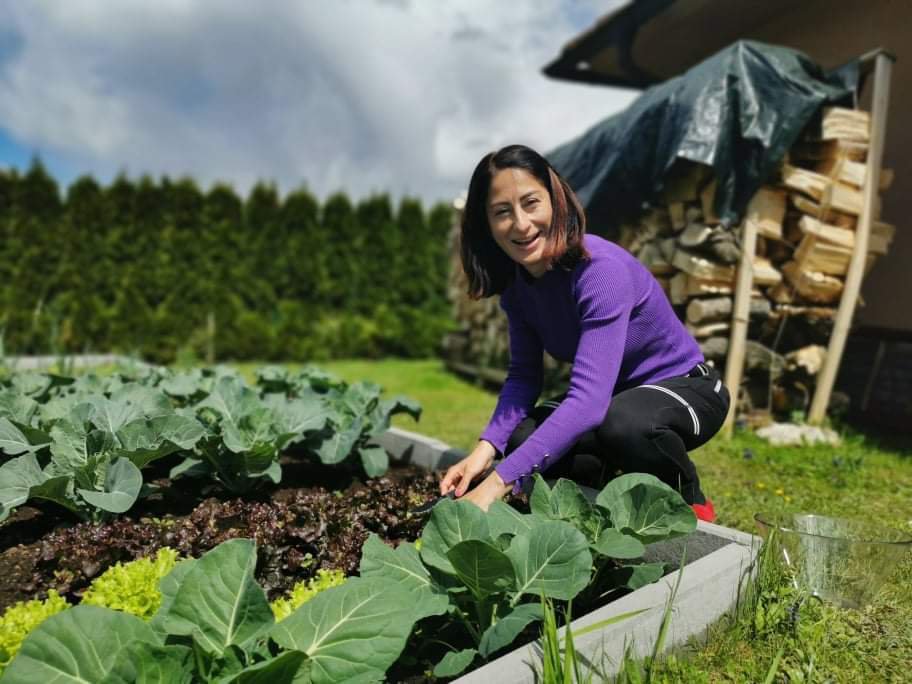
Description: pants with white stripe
504,364,730,505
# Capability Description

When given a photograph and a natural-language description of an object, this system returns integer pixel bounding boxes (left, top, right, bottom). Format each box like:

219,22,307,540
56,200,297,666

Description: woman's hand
462,470,512,511
440,441,497,497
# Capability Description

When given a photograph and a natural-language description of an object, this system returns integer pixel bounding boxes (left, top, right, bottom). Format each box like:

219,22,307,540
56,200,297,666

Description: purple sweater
482,234,703,489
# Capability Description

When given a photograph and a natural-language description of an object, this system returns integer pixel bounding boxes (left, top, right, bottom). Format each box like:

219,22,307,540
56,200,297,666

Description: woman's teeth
513,234,538,246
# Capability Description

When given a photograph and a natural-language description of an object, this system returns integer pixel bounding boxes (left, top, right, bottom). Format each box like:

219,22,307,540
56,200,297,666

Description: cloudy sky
0,1,637,204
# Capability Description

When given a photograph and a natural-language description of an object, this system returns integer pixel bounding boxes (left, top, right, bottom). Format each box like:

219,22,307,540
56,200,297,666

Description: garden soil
0,454,442,612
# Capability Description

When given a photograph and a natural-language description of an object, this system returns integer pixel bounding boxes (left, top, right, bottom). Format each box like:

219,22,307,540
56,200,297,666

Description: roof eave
542,0,676,88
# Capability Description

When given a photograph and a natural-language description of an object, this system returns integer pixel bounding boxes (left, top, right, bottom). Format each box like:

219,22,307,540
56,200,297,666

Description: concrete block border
377,427,759,682
2,354,152,371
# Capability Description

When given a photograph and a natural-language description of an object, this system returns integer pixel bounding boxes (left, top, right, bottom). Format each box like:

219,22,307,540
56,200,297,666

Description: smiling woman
486,167,554,277
443,144,730,519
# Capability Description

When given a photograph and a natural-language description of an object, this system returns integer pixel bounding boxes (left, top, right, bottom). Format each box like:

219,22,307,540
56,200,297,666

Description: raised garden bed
1,364,758,682
378,427,759,682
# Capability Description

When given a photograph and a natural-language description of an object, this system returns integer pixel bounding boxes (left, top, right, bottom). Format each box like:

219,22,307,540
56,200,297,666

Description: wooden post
808,50,894,424
721,188,786,437
721,211,759,437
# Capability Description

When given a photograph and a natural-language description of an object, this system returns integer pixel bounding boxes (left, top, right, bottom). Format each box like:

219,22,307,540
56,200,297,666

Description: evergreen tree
355,194,398,315
202,183,244,361
103,174,149,356
54,176,109,351
0,160,461,361
6,160,63,352
134,176,179,361
163,177,208,354
393,199,453,356
272,187,325,360
0,169,20,343
396,197,431,308
321,193,360,310
280,186,322,302
243,182,280,310
427,202,454,309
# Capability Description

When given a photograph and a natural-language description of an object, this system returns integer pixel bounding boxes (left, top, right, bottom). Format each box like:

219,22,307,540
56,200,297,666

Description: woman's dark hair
460,144,589,298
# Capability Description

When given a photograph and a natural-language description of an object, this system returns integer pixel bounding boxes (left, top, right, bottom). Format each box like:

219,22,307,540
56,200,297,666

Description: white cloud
0,0,636,203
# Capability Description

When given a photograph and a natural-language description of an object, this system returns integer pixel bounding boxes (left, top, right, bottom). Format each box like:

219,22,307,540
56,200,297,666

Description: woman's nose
515,208,532,231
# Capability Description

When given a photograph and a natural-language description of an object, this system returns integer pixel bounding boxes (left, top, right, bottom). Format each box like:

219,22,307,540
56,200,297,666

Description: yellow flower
755,482,767,490
784,496,792,503
775,488,785,496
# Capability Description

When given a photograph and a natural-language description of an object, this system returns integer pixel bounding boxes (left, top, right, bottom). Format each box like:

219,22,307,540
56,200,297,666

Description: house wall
632,0,912,333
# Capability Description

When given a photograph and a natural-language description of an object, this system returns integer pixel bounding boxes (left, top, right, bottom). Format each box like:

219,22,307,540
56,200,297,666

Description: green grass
53,356,912,681
657,431,912,683
242,358,911,683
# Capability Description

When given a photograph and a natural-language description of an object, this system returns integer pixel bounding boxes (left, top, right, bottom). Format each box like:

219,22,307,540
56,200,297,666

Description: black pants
504,363,730,505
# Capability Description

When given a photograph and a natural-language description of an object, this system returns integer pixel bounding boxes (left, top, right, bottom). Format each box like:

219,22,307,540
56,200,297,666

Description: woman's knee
595,403,652,453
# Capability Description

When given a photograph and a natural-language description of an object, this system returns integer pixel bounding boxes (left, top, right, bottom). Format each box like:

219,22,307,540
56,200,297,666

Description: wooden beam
669,273,735,304
751,187,786,240
752,256,782,286
820,106,871,142
809,53,893,424
781,261,844,303
721,199,760,436
700,179,720,225
790,194,857,228
687,321,730,339
687,296,770,324
793,236,853,275
672,250,736,281
813,157,894,191
668,202,686,231
781,164,865,215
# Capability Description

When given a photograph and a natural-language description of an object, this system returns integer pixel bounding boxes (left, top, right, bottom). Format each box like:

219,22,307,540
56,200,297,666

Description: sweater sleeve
495,259,634,489
479,290,544,454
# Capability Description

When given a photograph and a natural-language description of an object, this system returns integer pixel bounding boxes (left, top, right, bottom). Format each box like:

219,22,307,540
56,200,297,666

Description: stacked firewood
442,107,893,417
623,106,894,417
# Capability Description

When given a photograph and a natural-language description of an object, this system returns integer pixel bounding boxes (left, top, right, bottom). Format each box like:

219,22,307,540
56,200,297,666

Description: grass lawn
246,358,912,683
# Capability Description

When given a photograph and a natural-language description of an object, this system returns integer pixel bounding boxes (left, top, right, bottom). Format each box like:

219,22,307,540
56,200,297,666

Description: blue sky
0,1,635,203
0,127,31,169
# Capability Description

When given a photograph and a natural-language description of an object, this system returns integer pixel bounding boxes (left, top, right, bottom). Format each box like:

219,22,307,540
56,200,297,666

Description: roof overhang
544,0,808,89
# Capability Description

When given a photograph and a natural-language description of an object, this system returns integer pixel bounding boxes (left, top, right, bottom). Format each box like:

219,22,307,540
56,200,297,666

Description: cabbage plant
0,384,206,522
1,539,418,684
360,473,696,678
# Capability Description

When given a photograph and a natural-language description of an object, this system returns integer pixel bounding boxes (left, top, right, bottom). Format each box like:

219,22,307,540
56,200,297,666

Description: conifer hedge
0,161,453,362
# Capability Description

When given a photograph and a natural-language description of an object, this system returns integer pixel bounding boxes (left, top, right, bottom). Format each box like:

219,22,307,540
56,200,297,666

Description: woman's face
486,167,553,277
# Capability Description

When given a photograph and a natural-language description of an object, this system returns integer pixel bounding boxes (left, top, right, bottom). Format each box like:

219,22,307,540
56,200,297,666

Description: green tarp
547,40,858,234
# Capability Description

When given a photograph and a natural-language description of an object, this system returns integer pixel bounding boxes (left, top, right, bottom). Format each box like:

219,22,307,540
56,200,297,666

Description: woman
440,144,729,521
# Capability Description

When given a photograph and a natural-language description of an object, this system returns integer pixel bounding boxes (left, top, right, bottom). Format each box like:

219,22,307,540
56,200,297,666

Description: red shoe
691,498,716,523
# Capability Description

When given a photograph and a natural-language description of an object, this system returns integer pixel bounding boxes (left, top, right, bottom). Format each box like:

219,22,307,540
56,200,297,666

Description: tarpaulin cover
546,40,858,234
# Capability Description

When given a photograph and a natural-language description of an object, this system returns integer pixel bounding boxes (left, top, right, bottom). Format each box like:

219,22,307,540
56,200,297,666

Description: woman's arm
439,291,543,504
494,261,635,490
476,291,544,455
